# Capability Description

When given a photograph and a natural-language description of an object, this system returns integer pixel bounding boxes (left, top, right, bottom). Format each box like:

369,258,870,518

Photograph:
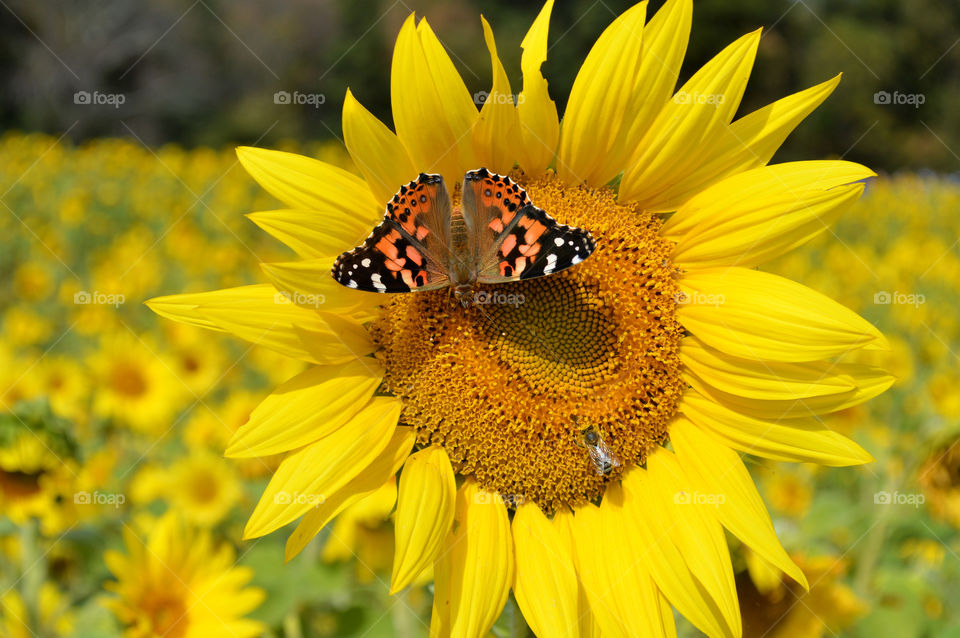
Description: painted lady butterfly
331,168,596,305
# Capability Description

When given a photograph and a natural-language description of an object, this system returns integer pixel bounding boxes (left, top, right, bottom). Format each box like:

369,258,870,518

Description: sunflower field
2,1,960,637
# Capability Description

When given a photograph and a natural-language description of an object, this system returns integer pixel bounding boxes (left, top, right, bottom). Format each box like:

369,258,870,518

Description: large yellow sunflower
148,1,892,635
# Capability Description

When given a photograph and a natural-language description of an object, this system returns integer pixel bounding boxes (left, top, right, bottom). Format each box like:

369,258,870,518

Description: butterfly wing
332,173,453,293
462,168,596,283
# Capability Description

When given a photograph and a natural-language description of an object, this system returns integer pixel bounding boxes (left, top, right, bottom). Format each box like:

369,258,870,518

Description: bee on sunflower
149,1,892,635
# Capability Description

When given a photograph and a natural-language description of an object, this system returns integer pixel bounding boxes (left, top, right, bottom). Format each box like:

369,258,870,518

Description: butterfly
331,168,596,305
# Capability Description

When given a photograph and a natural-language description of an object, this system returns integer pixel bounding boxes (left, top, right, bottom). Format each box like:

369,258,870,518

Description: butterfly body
332,169,596,306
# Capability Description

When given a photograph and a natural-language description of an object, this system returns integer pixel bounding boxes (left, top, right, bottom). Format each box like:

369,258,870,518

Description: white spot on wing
347,280,358,288
370,273,387,292
361,258,371,267
554,237,564,247
572,255,582,264
543,253,558,274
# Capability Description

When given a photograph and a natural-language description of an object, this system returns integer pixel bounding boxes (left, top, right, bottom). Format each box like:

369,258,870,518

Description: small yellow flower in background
168,450,243,528
88,334,188,436
148,0,894,635
0,583,74,638
739,553,866,638
103,511,265,638
0,432,65,525
918,438,960,529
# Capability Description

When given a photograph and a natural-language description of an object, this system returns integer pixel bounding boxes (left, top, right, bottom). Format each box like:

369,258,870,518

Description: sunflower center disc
371,173,686,511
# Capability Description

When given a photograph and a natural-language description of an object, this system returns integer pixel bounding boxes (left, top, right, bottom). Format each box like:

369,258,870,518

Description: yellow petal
515,0,559,177
243,397,401,539
620,30,761,207
343,89,418,205
285,426,415,561
247,209,371,259
557,2,648,187
236,146,379,222
225,360,383,458
512,502,581,638
260,258,382,319
569,491,673,637
678,267,888,362
645,75,843,212
552,508,604,638
391,446,456,593
619,0,692,152
472,16,521,175
681,337,857,400
392,15,476,187
417,18,479,177
668,161,873,267
430,479,513,638
669,417,808,590
148,284,360,363
621,464,738,638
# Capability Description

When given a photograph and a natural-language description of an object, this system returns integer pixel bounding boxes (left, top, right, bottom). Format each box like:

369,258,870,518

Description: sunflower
0,582,74,638
148,1,892,635
102,511,265,638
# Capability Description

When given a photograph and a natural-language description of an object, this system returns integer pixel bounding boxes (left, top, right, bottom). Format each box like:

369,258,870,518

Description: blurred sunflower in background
149,0,893,635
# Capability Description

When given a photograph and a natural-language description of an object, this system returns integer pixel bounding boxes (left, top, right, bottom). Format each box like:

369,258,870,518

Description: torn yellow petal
646,75,843,212
430,479,513,638
557,2,648,187
512,502,580,638
515,0,559,177
668,161,873,267
620,30,761,207
343,89,418,205
678,267,889,362
247,209,371,260
243,397,401,539
391,446,456,593
226,360,383,458
680,337,857,400
472,16,521,175
236,146,379,222
621,465,737,638
285,426,415,561
670,417,808,590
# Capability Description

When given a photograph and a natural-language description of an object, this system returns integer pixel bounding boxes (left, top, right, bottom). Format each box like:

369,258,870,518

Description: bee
577,423,621,477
